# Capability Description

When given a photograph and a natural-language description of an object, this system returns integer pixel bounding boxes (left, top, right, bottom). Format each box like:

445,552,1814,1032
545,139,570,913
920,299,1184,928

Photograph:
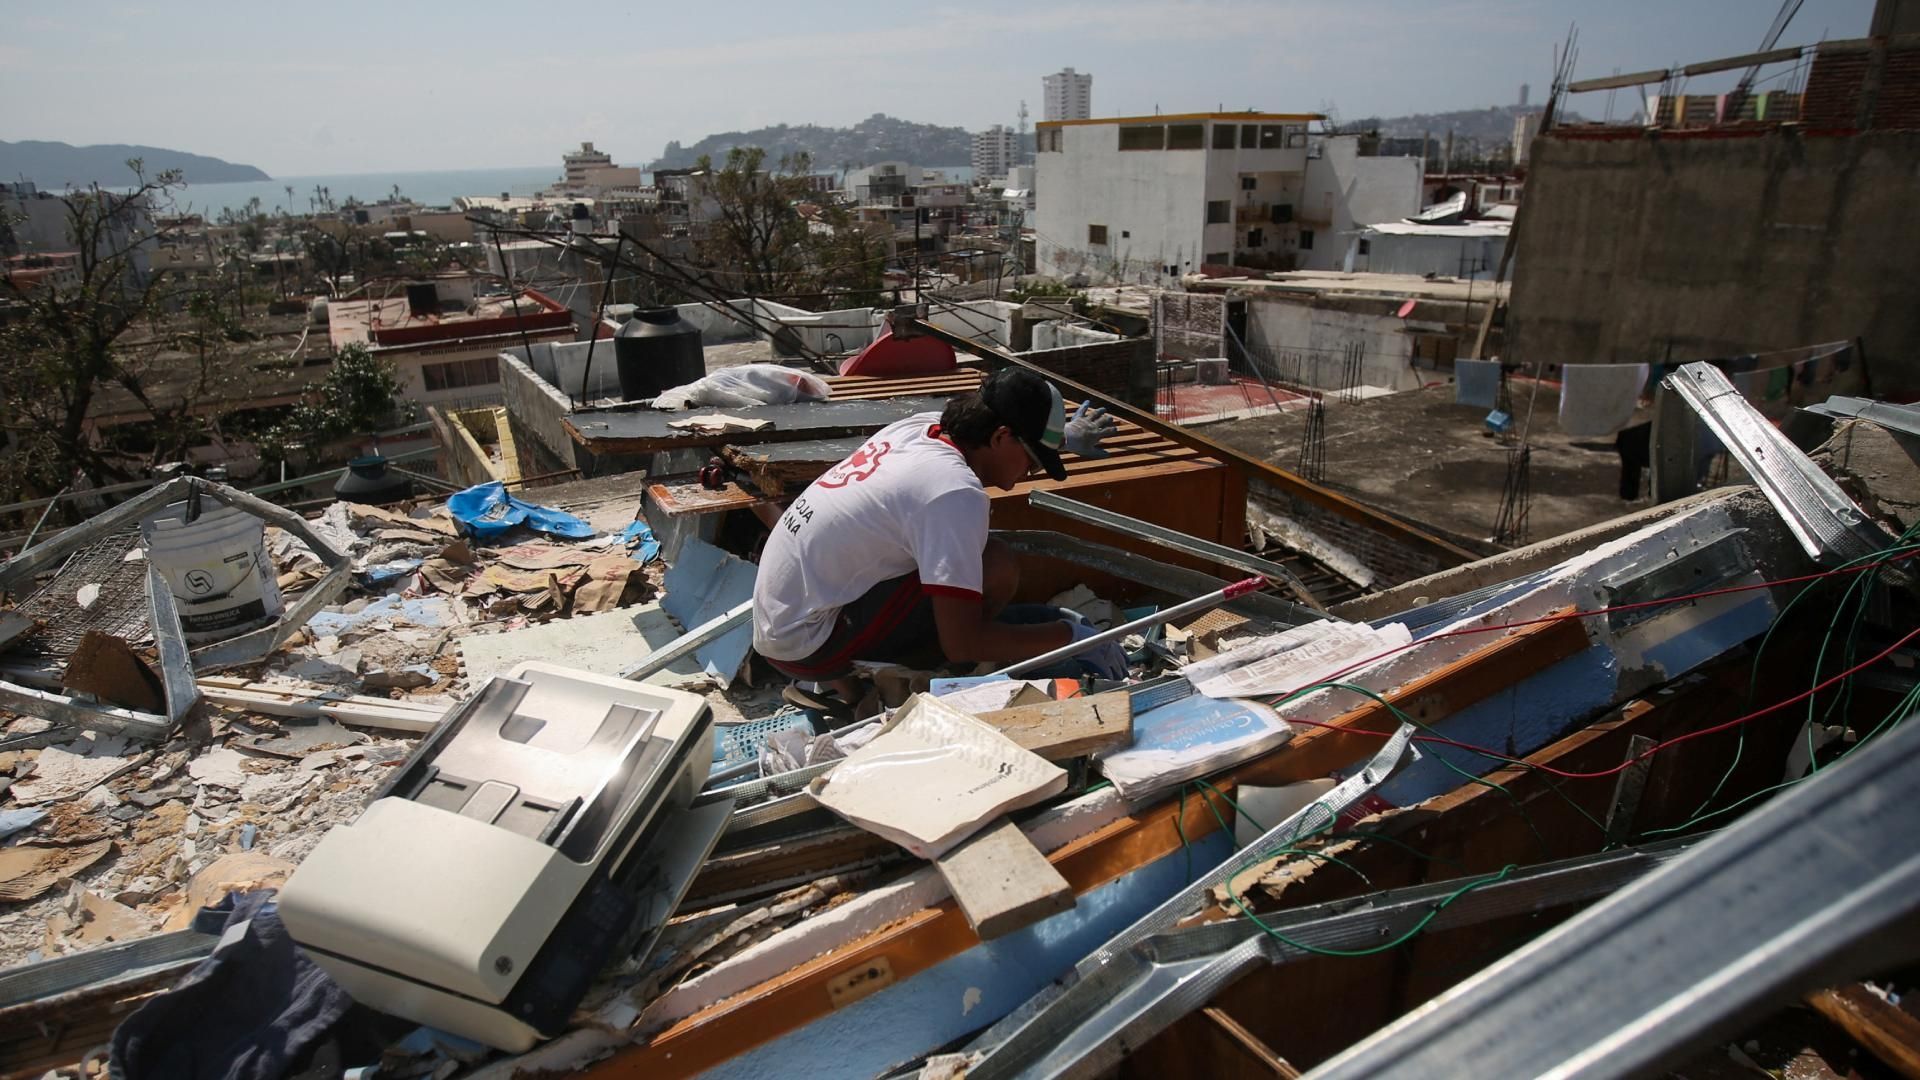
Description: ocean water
156,163,976,219
157,166,560,219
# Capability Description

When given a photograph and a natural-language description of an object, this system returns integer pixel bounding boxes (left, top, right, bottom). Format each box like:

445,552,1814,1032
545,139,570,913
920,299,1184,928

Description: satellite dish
1396,299,1417,319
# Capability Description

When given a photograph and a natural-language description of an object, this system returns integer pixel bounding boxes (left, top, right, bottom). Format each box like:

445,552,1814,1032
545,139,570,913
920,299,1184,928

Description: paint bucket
141,497,284,644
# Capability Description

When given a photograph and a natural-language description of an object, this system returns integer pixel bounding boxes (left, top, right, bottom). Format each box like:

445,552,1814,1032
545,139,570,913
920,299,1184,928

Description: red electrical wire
1257,549,1920,782
1286,623,1920,780
1297,548,1920,695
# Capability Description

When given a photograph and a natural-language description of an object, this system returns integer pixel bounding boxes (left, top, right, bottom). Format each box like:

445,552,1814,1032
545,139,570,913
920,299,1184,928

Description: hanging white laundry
1558,363,1649,437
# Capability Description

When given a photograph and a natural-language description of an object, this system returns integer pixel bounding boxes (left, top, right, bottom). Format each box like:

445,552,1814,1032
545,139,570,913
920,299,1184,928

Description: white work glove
1064,403,1117,459
1066,619,1129,681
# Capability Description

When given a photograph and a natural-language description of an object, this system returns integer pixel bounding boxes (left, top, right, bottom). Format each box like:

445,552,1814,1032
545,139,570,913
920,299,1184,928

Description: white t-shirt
752,412,989,661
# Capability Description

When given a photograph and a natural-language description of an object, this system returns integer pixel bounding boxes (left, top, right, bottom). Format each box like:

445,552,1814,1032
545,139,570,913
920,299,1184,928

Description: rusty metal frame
0,477,350,740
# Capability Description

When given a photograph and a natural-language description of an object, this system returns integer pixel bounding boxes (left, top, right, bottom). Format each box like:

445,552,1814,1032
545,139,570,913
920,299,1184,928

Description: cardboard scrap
75,889,150,945
494,544,598,572
163,852,295,931
62,631,166,712
572,554,650,613
346,503,457,537
481,562,585,595
0,839,113,902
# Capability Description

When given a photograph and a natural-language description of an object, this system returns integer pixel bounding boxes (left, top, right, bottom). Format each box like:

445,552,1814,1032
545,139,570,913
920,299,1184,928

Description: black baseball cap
980,367,1068,481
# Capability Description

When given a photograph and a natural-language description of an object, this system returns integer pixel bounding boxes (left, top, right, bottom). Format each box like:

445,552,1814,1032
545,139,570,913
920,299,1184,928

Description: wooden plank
195,677,443,734
1807,985,1920,1080
934,816,1076,940
975,690,1133,760
646,475,774,518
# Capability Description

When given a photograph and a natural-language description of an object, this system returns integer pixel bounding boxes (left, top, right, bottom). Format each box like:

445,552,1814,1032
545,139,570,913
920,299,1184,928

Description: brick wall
1252,485,1447,589
1019,338,1158,409
1804,35,1920,129
1154,291,1228,361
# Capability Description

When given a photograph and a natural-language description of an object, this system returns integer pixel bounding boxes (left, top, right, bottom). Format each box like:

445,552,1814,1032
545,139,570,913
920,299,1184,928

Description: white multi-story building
1034,115,1424,283
561,142,614,187
1042,68,1093,122
971,125,1018,183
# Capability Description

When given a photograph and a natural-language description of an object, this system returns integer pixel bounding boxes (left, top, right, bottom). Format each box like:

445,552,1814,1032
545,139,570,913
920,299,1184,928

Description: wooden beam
1202,1007,1304,1078
934,817,1076,940
975,691,1134,760
911,319,1477,566
1808,985,1920,1080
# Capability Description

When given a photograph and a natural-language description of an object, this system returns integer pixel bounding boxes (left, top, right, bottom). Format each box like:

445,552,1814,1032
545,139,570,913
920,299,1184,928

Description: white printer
279,662,725,1052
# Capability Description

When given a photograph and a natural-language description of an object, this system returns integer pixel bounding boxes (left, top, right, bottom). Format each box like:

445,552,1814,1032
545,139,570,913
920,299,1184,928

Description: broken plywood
0,839,113,902
974,691,1134,761
723,437,863,497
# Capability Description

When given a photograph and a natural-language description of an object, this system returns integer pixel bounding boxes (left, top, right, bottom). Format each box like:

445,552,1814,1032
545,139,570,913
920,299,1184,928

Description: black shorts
762,573,944,681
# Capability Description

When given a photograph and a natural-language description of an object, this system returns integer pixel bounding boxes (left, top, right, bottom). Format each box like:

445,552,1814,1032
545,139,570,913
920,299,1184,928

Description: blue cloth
1455,359,1501,409
622,519,661,564
446,481,595,542
111,891,352,1080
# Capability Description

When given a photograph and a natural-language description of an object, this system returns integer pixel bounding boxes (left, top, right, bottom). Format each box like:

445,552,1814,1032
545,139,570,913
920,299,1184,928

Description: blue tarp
446,482,594,542
622,520,661,564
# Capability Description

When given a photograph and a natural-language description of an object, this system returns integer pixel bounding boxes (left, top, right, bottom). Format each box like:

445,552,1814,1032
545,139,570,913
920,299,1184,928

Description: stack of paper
1180,619,1413,700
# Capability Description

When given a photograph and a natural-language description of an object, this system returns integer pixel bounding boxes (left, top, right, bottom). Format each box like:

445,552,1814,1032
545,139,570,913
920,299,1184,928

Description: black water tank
333,455,414,504
614,307,705,401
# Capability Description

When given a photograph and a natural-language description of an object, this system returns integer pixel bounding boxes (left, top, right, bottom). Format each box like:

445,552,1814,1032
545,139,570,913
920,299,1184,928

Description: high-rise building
971,125,1017,182
1519,83,1531,108
562,142,614,187
1042,68,1093,122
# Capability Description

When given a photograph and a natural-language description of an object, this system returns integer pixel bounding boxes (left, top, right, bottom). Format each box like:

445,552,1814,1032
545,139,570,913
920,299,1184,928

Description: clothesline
1455,340,1860,440
1473,339,1854,381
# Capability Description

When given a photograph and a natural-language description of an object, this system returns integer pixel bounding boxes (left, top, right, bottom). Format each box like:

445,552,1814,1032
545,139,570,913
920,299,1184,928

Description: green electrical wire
1690,531,1920,820
1643,671,1920,838
1225,862,1519,959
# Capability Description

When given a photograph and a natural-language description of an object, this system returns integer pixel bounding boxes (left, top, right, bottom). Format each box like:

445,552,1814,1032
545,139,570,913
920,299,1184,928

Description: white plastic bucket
141,499,284,644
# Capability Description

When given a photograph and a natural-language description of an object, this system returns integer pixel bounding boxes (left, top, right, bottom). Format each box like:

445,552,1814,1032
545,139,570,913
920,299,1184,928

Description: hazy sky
0,0,1879,176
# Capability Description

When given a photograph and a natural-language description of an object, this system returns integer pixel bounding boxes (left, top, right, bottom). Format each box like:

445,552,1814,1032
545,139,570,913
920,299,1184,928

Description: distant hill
649,114,976,171
0,140,270,188
1350,104,1589,146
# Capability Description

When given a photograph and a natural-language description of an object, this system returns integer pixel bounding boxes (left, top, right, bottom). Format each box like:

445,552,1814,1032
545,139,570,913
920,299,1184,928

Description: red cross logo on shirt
818,440,891,488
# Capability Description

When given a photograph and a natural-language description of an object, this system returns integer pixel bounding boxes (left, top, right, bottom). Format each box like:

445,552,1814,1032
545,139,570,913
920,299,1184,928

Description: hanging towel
1558,363,1649,438
1454,359,1502,409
